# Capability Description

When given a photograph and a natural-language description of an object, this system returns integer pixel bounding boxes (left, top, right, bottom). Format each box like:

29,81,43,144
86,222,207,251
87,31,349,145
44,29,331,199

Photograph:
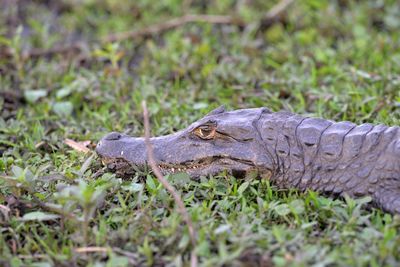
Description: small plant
1,0,400,265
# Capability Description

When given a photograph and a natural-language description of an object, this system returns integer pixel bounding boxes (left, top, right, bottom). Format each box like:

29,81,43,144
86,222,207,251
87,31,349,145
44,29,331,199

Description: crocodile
96,106,400,214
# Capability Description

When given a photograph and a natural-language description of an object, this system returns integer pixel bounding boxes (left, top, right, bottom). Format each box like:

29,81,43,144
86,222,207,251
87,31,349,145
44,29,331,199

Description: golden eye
194,125,216,139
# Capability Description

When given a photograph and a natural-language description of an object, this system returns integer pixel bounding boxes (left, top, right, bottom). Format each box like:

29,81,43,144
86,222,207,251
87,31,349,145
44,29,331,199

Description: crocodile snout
96,132,147,168
104,132,123,140
96,131,125,156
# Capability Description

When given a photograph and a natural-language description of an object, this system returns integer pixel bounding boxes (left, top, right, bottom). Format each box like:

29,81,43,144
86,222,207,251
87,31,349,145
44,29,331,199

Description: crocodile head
96,106,274,178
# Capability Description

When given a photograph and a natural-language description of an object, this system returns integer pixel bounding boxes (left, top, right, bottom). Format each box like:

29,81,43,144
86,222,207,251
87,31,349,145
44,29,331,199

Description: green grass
1,0,400,266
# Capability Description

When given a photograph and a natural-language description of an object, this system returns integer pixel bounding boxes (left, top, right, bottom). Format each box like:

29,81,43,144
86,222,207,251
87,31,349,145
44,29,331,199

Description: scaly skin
96,107,400,214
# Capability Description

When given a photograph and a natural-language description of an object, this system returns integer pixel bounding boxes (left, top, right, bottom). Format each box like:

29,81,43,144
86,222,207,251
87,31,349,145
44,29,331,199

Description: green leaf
169,172,191,186
146,175,157,191
193,102,208,110
106,255,129,267
0,158,5,172
0,35,11,46
122,182,143,192
11,165,24,178
56,87,73,99
355,196,372,206
301,221,318,229
31,262,52,267
289,199,305,215
237,181,250,195
274,204,291,216
53,101,73,117
214,224,230,235
20,211,60,221
24,89,48,103
178,233,190,249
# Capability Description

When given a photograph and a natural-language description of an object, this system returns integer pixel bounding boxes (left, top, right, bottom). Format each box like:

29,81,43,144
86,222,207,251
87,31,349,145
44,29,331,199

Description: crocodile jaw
96,133,270,178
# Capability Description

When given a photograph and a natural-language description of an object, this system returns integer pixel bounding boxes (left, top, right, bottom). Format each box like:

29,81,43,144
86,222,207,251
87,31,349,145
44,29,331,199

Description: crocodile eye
194,125,216,140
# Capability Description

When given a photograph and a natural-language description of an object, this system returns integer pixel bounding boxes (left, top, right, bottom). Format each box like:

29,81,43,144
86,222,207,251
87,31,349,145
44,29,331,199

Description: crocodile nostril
105,132,122,141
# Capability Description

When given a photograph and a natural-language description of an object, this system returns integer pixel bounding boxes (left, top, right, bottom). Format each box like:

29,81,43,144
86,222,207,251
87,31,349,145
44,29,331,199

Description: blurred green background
1,0,400,266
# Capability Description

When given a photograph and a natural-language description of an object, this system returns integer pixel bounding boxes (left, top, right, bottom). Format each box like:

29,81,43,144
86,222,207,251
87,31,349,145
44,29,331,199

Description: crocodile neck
257,111,400,198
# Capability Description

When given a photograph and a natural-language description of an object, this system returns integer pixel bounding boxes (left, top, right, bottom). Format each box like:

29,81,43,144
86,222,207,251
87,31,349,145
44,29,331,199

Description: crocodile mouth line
100,155,256,175
157,162,208,173
157,157,213,172
157,156,255,173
